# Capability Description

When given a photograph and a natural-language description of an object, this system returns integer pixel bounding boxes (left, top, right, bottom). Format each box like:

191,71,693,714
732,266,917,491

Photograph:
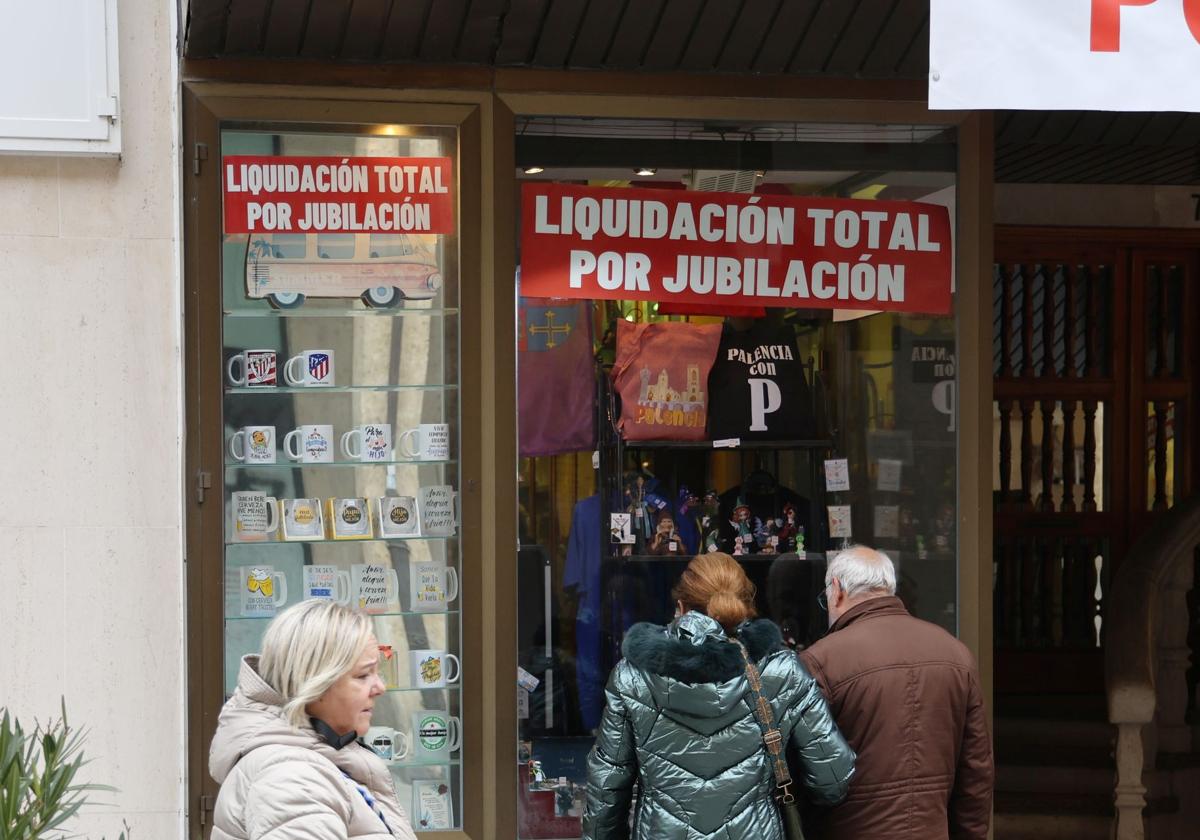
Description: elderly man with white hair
798,545,994,840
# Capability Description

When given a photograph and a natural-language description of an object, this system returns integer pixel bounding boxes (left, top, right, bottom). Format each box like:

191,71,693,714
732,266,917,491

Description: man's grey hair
825,544,897,599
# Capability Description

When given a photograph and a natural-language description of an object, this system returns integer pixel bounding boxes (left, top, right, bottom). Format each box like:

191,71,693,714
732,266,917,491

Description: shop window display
514,119,959,838
219,126,462,831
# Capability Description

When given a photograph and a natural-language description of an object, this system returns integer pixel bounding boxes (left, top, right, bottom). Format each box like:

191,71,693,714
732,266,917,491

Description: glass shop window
219,125,463,831
512,117,960,838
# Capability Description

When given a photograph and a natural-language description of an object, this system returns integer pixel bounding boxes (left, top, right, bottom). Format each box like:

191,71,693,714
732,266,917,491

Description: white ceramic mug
231,491,278,542
239,565,287,617
283,424,335,463
410,650,461,688
352,563,400,612
409,562,459,612
397,423,450,460
229,425,277,464
341,424,392,463
378,496,419,538
302,565,351,604
227,349,277,387
365,726,411,762
411,711,461,761
284,349,335,387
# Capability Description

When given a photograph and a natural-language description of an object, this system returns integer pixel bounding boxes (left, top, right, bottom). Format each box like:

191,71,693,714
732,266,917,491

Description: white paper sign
930,0,1200,111
874,505,900,539
413,780,453,830
418,485,457,536
877,459,903,492
824,458,850,493
828,505,853,539
610,513,635,544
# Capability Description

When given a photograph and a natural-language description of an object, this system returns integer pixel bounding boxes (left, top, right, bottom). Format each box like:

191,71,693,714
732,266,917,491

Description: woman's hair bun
671,552,757,633
706,590,750,631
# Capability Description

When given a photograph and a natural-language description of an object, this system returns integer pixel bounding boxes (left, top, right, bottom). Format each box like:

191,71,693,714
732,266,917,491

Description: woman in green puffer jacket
584,552,855,840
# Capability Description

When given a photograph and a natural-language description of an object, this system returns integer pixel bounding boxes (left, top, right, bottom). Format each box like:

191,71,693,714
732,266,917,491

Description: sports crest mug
227,349,277,387
284,349,335,387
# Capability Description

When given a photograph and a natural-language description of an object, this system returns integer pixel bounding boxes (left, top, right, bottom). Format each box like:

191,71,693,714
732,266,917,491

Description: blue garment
565,495,605,730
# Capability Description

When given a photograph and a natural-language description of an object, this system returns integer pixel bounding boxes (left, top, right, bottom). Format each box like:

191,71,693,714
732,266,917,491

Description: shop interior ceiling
183,0,1200,185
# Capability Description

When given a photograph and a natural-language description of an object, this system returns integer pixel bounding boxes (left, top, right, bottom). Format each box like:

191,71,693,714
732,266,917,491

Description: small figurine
730,497,754,556
675,486,703,555
648,510,687,557
701,489,722,553
755,516,778,554
528,759,547,785
776,502,799,552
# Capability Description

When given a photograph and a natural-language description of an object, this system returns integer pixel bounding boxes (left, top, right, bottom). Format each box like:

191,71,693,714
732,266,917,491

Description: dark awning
183,0,1200,184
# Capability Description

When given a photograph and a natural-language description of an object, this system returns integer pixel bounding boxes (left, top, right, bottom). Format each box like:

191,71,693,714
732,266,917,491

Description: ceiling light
634,167,657,177
523,166,545,175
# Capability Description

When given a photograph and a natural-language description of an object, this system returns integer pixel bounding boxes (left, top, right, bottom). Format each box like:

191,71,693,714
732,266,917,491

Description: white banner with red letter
929,0,1200,111
518,183,953,316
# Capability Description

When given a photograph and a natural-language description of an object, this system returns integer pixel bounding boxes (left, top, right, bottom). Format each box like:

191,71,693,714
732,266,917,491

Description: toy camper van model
243,233,442,309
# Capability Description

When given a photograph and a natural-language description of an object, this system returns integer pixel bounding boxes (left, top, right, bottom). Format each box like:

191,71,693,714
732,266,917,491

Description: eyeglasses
817,588,829,612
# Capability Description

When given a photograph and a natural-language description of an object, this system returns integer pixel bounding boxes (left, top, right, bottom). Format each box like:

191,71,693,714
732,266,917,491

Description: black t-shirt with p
707,321,815,441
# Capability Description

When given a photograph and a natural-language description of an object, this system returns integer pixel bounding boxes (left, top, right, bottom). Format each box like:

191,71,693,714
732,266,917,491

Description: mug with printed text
397,423,450,460
229,425,276,464
352,563,400,613
341,424,392,463
303,565,351,604
284,349,335,387
231,491,278,542
227,349,277,387
280,497,324,540
283,424,334,464
410,649,461,689
378,496,420,538
411,711,461,762
409,562,459,612
239,565,288,617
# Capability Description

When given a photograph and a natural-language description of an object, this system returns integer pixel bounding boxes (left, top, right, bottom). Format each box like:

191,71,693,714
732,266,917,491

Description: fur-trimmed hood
621,612,783,684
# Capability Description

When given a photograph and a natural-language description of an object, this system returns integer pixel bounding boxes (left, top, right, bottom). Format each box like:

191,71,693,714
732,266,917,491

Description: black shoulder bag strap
730,637,806,840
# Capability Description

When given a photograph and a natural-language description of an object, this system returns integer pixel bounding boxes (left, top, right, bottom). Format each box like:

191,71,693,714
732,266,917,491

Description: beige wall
995,183,1200,228
0,1,184,837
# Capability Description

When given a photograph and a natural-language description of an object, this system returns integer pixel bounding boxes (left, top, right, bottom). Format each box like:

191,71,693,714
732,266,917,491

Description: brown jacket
798,596,993,840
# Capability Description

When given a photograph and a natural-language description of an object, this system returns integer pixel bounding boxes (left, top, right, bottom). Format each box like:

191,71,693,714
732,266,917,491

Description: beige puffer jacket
209,656,418,840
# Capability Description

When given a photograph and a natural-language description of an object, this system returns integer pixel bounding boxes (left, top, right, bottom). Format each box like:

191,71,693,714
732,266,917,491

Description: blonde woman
209,599,417,840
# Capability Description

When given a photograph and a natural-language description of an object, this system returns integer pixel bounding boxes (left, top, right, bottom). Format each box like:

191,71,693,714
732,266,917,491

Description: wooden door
993,229,1199,695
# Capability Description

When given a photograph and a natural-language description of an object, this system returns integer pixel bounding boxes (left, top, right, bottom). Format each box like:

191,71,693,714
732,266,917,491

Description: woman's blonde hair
672,552,757,632
259,599,375,728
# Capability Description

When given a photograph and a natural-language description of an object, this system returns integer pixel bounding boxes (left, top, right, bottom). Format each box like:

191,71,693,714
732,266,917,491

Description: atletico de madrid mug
284,349,335,387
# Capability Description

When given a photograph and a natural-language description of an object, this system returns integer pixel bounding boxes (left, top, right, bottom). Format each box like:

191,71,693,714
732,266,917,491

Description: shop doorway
992,228,1199,696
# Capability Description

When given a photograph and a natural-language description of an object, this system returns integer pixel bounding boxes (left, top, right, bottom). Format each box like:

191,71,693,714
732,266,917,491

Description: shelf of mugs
223,306,459,319
228,423,453,466
226,609,460,622
226,535,454,547
224,458,457,469
224,384,455,395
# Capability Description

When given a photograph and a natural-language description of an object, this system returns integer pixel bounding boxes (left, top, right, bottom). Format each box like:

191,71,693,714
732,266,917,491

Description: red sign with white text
520,183,953,315
222,156,455,234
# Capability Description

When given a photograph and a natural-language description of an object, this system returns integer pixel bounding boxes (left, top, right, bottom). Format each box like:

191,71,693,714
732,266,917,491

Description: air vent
688,169,758,193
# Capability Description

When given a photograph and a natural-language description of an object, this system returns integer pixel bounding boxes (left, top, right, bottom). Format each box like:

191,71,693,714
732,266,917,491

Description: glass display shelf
227,610,460,622
386,686,461,694
618,553,790,563
386,759,462,770
226,535,455,547
224,458,457,469
619,438,834,450
225,384,457,395
224,306,459,319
